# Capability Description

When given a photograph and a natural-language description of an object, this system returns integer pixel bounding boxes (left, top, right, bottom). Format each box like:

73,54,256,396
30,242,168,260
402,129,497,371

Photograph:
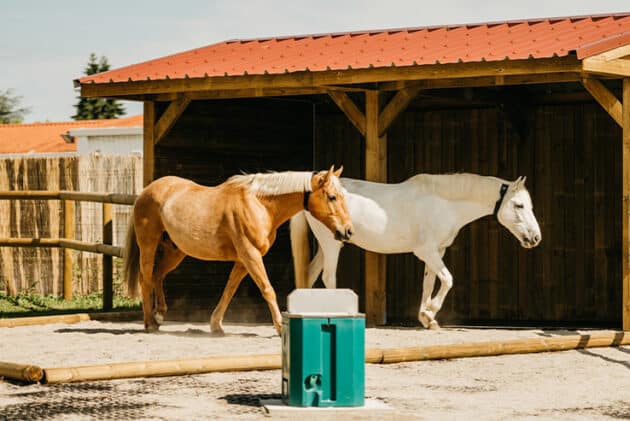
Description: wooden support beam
378,72,583,91
623,78,630,332
80,57,582,99
365,90,387,327
328,91,366,136
153,97,191,145
584,44,630,62
583,57,630,78
582,78,623,127
378,86,421,136
143,102,155,187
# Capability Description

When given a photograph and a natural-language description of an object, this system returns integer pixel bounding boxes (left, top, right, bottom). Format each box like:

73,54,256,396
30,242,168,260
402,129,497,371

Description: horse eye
514,203,524,209
328,195,337,202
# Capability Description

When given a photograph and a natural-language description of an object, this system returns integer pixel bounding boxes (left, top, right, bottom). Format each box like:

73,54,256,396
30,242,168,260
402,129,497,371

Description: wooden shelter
75,13,630,329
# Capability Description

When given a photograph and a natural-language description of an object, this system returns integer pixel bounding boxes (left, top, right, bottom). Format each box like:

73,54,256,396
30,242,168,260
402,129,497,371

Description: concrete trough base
260,398,393,418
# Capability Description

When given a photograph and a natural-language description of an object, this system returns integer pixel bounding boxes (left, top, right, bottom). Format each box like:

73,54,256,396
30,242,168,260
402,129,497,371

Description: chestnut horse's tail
290,211,311,288
123,218,140,298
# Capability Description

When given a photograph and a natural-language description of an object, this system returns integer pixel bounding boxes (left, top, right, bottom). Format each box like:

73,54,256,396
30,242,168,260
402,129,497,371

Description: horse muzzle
521,233,541,249
335,226,354,242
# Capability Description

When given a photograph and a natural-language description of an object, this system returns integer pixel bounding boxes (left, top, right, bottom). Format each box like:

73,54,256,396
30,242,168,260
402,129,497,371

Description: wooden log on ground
0,313,91,328
0,312,141,327
0,362,44,383
43,354,282,384
367,331,630,364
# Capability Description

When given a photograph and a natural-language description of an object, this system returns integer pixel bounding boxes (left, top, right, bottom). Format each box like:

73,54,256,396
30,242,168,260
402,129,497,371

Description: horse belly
160,197,237,261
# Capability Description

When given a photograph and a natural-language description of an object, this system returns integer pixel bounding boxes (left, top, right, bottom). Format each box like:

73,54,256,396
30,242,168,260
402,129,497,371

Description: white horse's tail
290,212,311,288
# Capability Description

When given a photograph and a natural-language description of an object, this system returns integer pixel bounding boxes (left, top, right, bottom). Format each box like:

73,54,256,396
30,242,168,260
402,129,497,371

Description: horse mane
408,173,510,202
227,171,313,196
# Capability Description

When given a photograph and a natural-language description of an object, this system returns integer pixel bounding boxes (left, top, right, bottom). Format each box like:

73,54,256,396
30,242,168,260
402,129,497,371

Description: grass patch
0,292,140,318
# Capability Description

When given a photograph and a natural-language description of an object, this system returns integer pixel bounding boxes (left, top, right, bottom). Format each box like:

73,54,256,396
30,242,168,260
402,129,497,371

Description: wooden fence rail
0,190,137,310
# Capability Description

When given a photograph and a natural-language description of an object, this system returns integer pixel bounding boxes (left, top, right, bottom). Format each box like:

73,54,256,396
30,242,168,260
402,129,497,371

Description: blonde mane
408,173,510,202
227,171,313,196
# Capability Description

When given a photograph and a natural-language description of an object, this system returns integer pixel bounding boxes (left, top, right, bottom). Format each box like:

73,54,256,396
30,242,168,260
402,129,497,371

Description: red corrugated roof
79,13,630,85
0,115,142,154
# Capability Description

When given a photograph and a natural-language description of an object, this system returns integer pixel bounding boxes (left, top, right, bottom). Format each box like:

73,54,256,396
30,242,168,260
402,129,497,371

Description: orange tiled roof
0,115,142,154
79,13,630,85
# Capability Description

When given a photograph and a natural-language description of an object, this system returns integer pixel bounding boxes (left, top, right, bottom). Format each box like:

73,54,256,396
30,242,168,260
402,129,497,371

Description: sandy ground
1,320,629,420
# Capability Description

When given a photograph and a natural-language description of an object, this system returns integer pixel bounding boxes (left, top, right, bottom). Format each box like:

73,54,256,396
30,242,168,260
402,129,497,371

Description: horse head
306,165,354,242
496,176,541,249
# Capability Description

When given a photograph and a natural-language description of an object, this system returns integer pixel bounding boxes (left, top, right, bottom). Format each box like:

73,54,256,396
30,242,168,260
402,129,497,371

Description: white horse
290,173,541,329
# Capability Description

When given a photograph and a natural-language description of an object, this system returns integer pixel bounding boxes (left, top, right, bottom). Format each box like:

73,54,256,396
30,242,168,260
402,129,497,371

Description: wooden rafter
583,57,630,78
154,97,191,145
327,91,366,136
378,86,421,136
586,44,630,62
80,57,582,99
581,78,623,127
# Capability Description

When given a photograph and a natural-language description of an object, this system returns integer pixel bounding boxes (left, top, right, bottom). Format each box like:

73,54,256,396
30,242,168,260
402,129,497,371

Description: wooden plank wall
315,101,622,326
155,98,313,322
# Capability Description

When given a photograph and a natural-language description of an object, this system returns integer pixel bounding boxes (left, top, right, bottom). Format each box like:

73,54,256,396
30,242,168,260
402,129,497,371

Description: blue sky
1,0,628,123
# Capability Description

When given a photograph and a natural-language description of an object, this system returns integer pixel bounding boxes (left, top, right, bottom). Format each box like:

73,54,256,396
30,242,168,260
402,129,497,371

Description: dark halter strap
303,190,310,210
493,184,509,216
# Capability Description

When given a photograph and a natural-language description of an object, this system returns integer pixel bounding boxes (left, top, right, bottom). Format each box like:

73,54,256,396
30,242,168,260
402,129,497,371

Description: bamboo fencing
0,154,141,300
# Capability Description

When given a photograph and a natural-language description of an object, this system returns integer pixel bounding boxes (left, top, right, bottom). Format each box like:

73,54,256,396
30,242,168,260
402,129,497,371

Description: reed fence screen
0,153,142,296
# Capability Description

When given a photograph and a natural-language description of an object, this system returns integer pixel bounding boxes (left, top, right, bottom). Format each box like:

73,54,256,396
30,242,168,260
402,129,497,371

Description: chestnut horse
123,166,352,335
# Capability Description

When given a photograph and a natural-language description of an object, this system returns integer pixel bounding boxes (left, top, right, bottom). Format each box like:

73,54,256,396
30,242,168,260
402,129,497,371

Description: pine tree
0,89,30,124
72,54,126,120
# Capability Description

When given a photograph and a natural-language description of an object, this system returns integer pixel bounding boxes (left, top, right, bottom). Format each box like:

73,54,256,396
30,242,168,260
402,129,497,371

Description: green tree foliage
72,53,126,120
0,89,30,124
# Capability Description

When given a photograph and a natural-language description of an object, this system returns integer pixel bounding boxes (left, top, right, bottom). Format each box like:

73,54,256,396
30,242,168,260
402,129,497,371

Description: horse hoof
418,310,434,329
210,328,225,337
145,324,159,333
428,320,440,330
154,313,164,325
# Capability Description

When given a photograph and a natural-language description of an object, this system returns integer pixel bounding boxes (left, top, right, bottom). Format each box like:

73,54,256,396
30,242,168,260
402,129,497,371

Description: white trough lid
287,289,358,315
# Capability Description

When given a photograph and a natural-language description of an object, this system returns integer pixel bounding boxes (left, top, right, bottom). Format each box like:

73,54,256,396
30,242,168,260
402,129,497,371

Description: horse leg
236,243,283,335
417,267,438,329
136,224,162,332
152,237,186,325
415,248,450,329
209,262,248,336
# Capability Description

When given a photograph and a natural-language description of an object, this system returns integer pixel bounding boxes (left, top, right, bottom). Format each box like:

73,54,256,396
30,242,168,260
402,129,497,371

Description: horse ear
333,165,343,178
316,166,333,188
511,176,526,191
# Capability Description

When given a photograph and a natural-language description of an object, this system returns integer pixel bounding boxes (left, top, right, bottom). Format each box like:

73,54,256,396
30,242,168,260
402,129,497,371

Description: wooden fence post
102,203,113,311
63,200,74,301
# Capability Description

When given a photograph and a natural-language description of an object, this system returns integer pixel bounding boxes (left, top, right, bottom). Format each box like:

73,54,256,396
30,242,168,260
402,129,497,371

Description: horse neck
259,192,305,230
421,174,506,227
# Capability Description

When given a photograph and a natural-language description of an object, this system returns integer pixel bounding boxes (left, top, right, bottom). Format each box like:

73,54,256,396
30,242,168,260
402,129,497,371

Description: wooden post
365,90,387,326
102,203,113,311
623,78,630,331
143,101,156,187
63,200,74,301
